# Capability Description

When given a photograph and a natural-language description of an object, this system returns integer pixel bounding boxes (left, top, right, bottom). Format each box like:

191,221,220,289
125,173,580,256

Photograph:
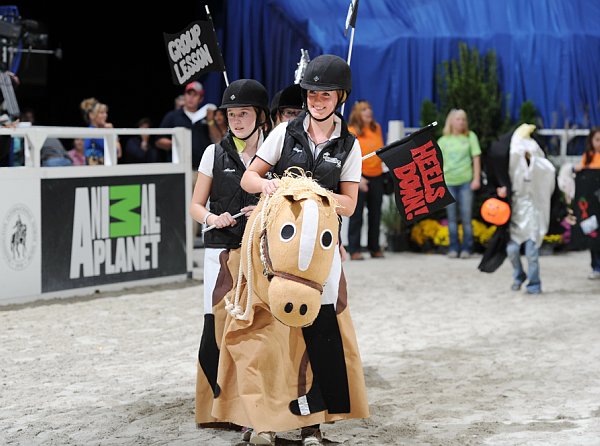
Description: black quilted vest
272,112,356,192
204,134,259,249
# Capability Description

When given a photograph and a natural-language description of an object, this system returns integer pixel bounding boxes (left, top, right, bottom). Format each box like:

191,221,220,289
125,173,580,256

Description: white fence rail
387,120,590,165
0,126,192,168
0,126,194,305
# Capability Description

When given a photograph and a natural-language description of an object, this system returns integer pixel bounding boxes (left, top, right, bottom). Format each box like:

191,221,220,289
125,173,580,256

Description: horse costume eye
280,223,296,241
320,230,333,249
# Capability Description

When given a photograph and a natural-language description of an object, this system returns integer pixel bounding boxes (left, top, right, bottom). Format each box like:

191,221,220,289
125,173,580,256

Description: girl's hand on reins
210,212,237,228
240,205,256,217
262,178,280,196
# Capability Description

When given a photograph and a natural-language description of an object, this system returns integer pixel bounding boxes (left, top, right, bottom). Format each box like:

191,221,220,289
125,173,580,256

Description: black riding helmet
299,54,352,121
269,89,283,123
220,79,271,139
278,84,303,110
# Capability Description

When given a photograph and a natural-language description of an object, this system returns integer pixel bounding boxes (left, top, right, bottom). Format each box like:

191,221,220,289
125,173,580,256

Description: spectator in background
11,109,35,166
68,138,85,165
156,81,216,165
41,138,72,167
156,81,217,240
79,97,122,165
124,117,158,163
574,127,600,279
501,124,555,294
174,94,185,109
438,109,481,259
269,89,282,127
211,108,228,141
0,72,19,166
347,100,386,260
270,83,303,127
0,117,18,167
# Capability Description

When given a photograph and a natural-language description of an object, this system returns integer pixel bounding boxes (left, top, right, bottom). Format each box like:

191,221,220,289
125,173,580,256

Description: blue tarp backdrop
210,0,600,143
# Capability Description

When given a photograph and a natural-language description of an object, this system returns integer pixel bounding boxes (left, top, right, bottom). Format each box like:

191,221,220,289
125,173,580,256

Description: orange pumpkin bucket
481,198,511,226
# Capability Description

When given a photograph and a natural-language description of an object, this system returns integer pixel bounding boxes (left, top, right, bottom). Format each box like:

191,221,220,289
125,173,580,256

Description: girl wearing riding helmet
240,54,368,446
190,79,270,427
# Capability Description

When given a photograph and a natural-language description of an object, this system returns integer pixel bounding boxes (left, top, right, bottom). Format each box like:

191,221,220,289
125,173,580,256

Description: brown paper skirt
203,251,369,433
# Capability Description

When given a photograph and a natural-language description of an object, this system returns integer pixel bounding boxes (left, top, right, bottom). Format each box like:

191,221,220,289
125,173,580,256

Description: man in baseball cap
185,81,204,94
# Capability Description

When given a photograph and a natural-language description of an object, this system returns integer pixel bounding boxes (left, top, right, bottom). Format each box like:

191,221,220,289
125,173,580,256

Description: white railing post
24,129,46,168
387,120,404,144
560,132,568,164
103,134,118,166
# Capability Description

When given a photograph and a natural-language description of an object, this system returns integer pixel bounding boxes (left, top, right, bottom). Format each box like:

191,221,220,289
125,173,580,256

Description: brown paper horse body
195,174,369,432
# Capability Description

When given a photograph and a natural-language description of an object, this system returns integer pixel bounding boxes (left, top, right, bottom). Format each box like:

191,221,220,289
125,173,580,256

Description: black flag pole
205,5,230,87
361,121,438,162
339,26,354,118
341,0,359,116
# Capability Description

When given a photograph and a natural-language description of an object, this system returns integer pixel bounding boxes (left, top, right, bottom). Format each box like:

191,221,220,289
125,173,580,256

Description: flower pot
386,232,410,252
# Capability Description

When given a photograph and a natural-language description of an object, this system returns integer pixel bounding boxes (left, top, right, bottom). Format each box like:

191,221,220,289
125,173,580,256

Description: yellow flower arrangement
410,217,561,250
543,234,563,245
472,220,497,245
410,219,497,247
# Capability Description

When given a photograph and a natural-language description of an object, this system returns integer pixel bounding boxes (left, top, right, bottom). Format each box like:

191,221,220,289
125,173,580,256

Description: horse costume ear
282,190,333,208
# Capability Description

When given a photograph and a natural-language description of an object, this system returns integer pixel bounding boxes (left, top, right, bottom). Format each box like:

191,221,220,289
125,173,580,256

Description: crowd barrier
341,122,590,249
0,126,193,305
387,120,589,165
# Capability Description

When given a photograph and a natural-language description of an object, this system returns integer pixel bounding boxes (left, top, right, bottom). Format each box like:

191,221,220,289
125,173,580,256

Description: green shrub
419,100,443,139
435,42,508,152
517,100,538,126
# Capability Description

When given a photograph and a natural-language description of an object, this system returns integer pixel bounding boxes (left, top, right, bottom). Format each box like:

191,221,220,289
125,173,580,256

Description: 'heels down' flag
377,123,455,223
164,21,225,86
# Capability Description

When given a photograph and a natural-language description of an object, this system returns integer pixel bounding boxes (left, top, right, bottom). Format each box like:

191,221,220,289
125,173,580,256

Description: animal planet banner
377,124,455,223
573,169,600,249
40,174,187,292
164,20,225,86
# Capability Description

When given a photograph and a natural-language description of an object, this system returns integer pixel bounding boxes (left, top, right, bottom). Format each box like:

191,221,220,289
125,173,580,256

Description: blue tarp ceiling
215,0,600,140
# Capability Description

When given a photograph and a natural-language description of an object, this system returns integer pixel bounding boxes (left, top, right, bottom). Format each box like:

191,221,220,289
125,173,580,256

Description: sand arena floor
1,249,599,445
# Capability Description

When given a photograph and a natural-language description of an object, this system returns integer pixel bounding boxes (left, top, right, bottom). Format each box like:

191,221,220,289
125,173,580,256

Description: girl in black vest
189,79,270,427
241,54,364,446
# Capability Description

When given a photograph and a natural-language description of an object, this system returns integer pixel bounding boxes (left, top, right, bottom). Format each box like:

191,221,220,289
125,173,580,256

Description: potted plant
381,198,410,252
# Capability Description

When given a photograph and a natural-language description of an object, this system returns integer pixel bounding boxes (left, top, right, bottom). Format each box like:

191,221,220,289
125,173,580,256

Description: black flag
344,0,359,37
377,124,455,223
163,21,226,86
573,169,600,249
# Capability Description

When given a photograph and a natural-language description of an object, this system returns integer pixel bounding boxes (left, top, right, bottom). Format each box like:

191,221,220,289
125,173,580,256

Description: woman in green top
437,109,481,258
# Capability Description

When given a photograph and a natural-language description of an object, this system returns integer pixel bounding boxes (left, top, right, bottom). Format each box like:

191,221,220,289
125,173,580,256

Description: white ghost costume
508,129,556,248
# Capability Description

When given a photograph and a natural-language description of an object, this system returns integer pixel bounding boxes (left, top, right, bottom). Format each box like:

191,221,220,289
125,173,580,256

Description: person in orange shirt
347,100,386,260
574,126,600,279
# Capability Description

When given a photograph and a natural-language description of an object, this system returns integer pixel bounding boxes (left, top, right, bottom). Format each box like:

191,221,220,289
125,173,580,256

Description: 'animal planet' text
70,184,161,279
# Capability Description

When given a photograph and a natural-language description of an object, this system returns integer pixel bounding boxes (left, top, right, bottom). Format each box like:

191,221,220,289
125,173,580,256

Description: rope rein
224,194,271,320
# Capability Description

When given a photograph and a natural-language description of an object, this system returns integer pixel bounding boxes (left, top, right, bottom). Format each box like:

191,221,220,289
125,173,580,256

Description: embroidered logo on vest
223,168,236,173
322,152,341,168
293,147,303,153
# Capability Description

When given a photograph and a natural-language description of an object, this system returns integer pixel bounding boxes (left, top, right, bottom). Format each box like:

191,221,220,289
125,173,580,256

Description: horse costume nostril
299,304,308,315
284,302,293,313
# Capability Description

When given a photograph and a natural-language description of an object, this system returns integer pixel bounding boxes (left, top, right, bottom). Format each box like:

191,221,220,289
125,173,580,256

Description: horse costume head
226,170,339,327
